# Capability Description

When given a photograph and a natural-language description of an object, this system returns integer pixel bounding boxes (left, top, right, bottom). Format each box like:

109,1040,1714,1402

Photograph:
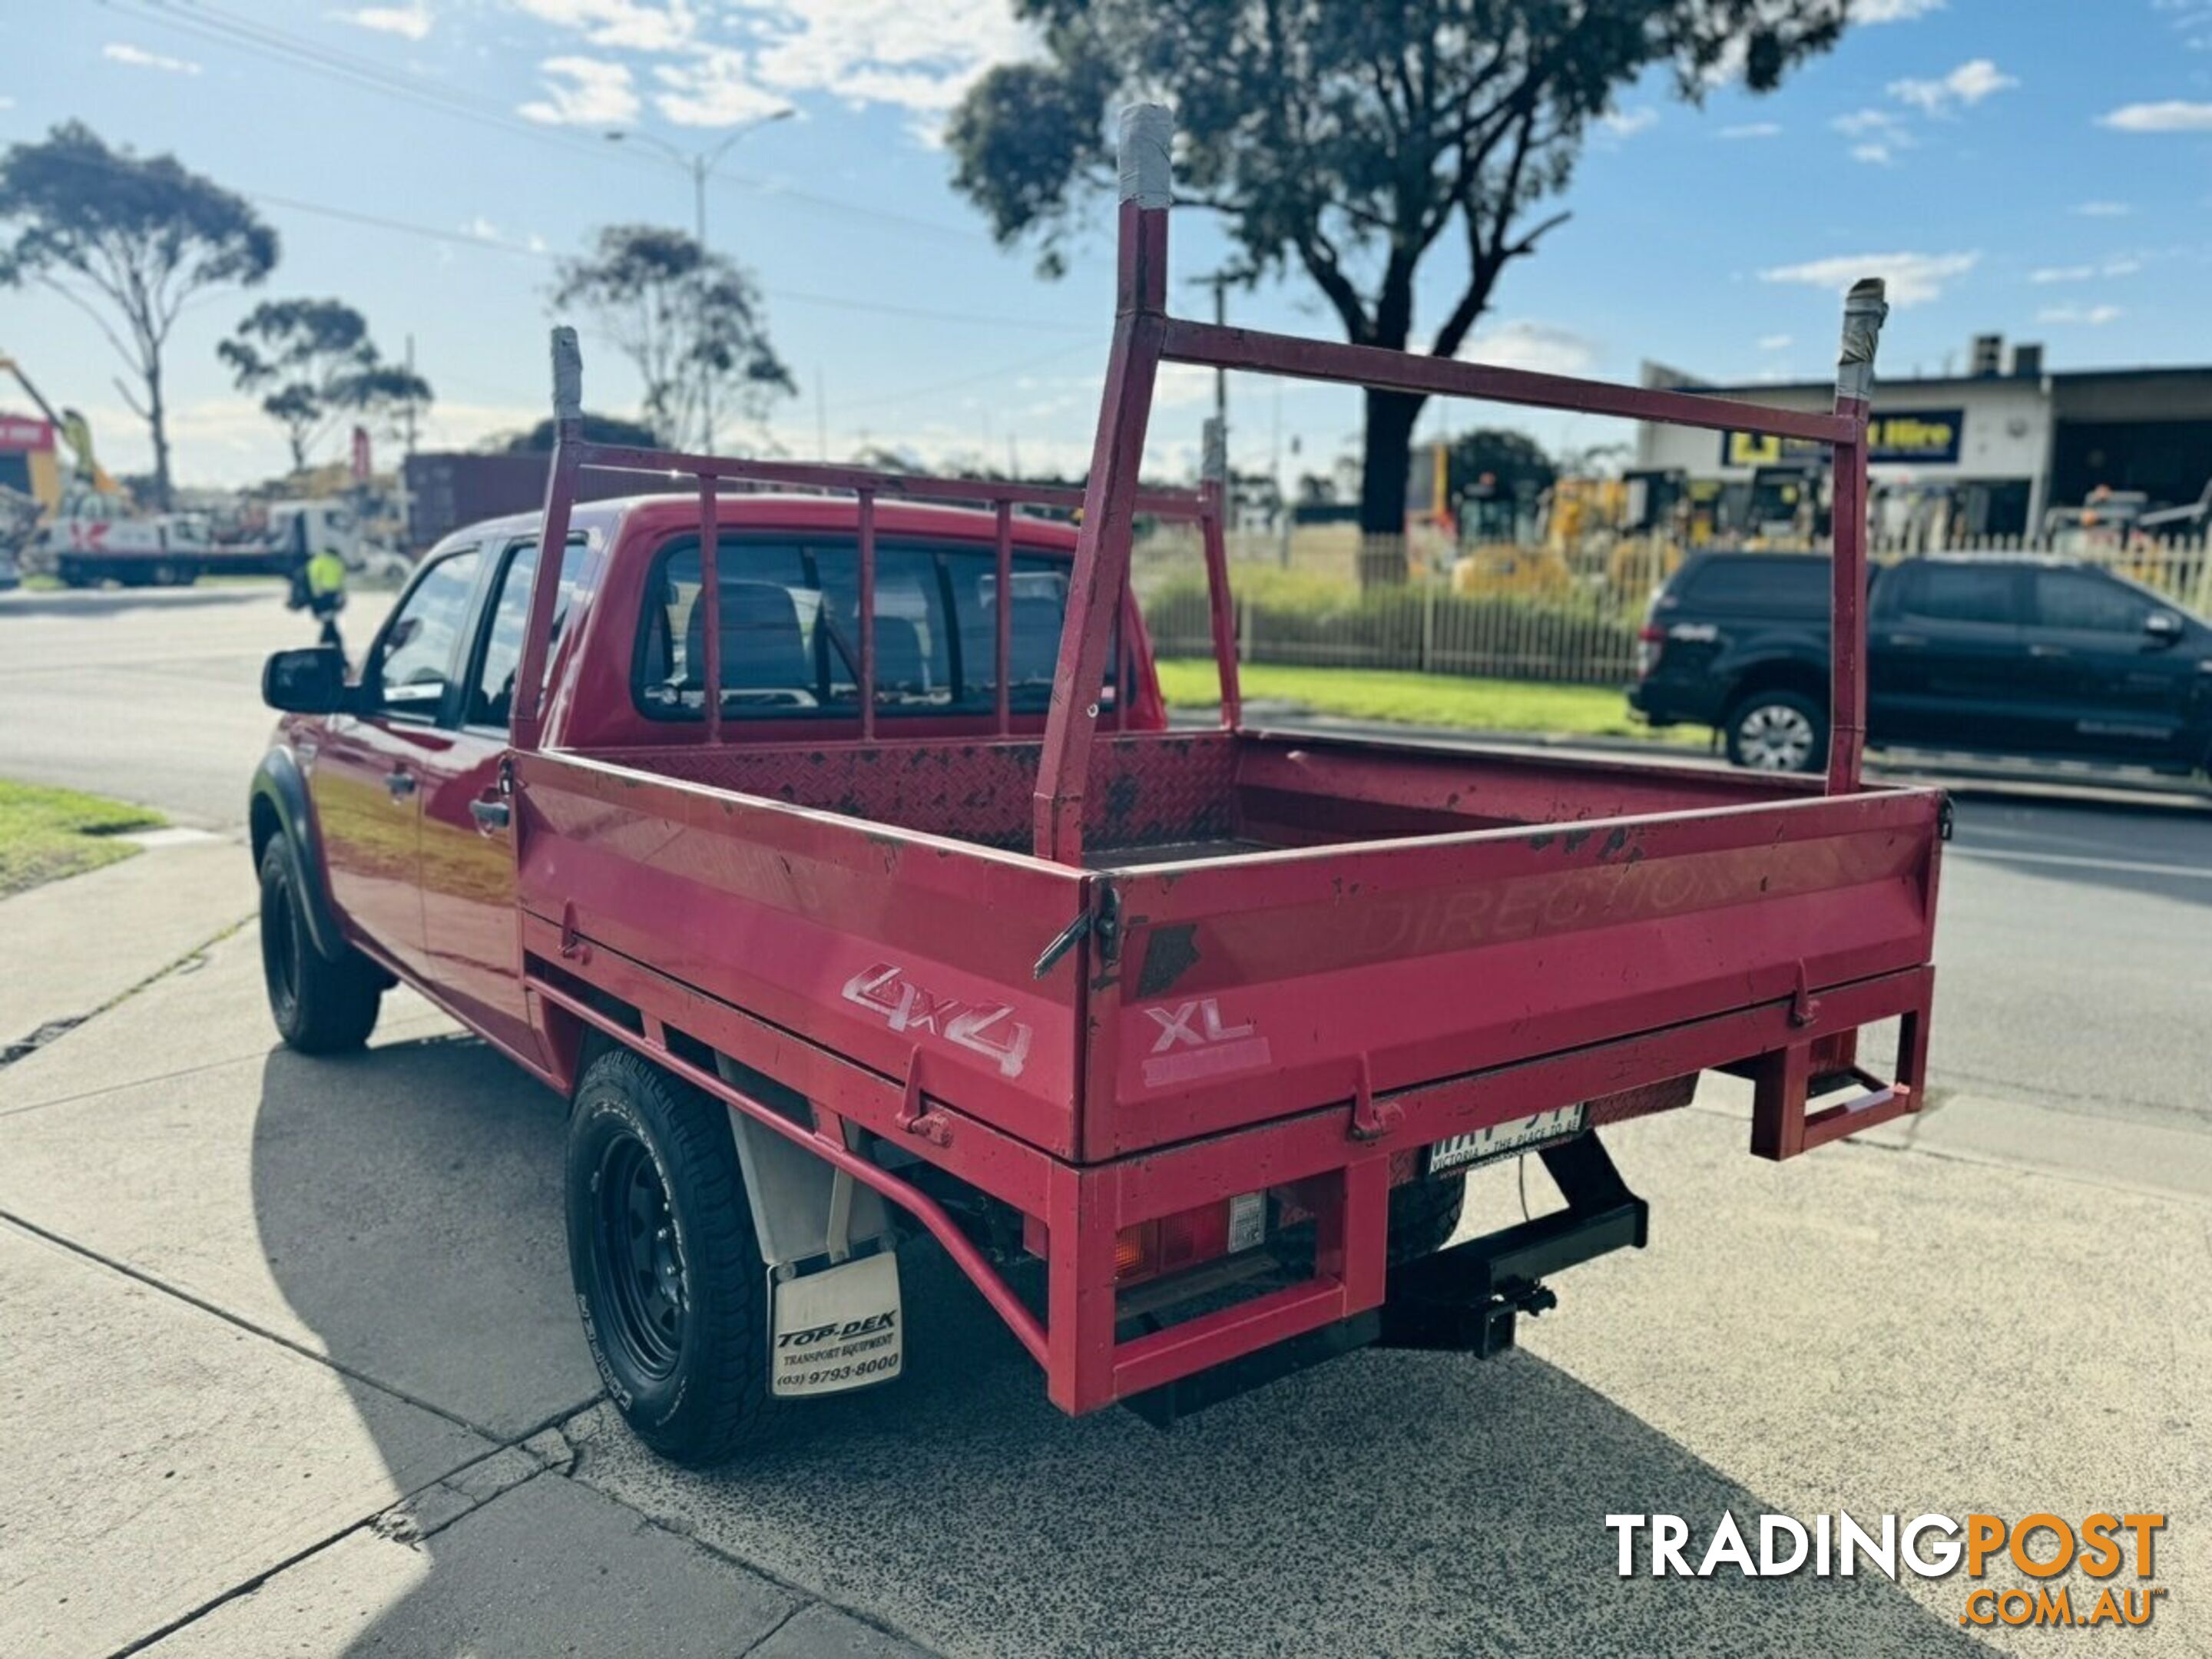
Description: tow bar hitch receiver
1377,1133,1647,1359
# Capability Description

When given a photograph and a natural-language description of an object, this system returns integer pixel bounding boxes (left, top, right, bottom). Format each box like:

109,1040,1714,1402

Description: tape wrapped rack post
1118,103,1172,208
1836,278,1889,404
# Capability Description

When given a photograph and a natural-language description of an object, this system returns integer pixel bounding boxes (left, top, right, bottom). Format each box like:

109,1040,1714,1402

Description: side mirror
262,645,349,714
2144,610,2184,647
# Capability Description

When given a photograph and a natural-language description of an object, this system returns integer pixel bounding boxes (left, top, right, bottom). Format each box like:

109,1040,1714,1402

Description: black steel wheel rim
593,1133,686,1379
263,876,300,1022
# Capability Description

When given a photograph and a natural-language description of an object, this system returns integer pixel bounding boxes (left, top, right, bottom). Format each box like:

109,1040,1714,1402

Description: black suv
1630,551,2212,776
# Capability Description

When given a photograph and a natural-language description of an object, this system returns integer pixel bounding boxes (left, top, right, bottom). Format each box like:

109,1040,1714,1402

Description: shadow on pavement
568,1243,1988,1657
250,1029,1984,1657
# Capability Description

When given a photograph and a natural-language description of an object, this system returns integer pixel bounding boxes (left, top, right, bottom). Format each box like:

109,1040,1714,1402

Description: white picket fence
1136,528,2212,687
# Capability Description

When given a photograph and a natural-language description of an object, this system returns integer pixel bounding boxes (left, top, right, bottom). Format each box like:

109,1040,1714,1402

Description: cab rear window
632,534,1116,720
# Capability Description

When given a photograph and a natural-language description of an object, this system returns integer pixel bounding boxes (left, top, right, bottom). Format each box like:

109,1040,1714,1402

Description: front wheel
567,1050,783,1466
1724,689,1828,773
259,840,382,1052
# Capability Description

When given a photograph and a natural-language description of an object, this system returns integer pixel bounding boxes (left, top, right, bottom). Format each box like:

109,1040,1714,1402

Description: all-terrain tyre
567,1049,780,1466
259,839,381,1053
1723,687,1829,773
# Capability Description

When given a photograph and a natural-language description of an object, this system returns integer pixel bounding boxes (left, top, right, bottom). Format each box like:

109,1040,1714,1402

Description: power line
22,147,1088,337
101,0,996,247
830,340,1098,416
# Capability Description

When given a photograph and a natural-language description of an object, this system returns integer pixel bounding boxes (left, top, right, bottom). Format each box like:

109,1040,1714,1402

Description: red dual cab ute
251,107,1943,1465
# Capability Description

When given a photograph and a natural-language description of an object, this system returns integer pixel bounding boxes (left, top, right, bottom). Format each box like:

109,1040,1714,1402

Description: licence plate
1424,1105,1585,1176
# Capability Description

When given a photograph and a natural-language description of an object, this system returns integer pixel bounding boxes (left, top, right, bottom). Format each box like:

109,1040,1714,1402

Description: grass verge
0,780,167,899
1155,659,1706,747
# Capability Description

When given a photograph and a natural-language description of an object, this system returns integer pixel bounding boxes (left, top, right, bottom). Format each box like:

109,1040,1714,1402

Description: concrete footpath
0,853,937,1659
0,835,254,1062
1,845,2206,1655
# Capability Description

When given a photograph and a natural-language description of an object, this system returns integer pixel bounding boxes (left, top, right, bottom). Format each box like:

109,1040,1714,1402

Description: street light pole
606,108,793,452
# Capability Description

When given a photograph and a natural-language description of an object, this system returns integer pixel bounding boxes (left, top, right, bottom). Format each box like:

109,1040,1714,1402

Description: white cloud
2072,200,2132,217
0,96,14,111
651,48,789,127
1851,143,1896,165
512,0,1032,127
1599,107,1659,139
1457,321,1599,378
518,55,639,125
743,0,1031,118
103,42,203,75
511,0,698,52
1718,122,1782,139
1757,334,1793,351
1760,251,1979,307
329,2,433,40
2098,100,2212,131
2031,257,2142,283
1153,363,1219,409
2038,304,2124,326
1856,0,1945,18
1833,108,1907,137
1889,58,2017,115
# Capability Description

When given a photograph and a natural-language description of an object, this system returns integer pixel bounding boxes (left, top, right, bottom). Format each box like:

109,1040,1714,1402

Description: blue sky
5,0,2212,489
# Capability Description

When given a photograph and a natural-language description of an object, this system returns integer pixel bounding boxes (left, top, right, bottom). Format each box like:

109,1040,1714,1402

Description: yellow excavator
1,352,120,505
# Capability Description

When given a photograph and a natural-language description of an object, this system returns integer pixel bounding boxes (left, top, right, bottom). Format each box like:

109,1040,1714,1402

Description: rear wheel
259,840,381,1053
1724,689,1827,773
567,1049,781,1466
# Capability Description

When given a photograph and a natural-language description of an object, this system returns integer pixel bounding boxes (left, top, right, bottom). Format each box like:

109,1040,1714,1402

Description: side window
469,536,594,729
2030,569,2151,634
1896,565,2016,627
375,548,482,717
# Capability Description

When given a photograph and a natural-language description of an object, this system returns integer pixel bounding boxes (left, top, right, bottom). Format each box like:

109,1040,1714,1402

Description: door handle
384,768,416,799
1886,632,1927,647
469,797,511,832
2028,644,2069,658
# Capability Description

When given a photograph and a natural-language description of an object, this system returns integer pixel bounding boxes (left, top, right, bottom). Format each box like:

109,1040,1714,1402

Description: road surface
3,582,2208,1655
5,582,2204,1146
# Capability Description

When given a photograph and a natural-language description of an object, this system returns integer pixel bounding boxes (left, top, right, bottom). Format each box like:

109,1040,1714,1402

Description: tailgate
1078,787,1943,1159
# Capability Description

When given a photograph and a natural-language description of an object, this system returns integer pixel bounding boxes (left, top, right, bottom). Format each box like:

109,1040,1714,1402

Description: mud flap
715,1059,896,1267
770,1250,904,1398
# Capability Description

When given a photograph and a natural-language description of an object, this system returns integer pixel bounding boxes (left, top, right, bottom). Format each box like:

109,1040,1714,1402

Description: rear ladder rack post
993,500,1013,734
1828,277,1888,795
513,326,584,753
1199,417,1241,730
697,470,722,746
1034,103,1172,864
857,488,877,740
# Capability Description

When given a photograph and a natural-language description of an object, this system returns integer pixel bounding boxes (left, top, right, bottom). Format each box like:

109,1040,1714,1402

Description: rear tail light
1112,1193,1269,1284
1635,622,1664,679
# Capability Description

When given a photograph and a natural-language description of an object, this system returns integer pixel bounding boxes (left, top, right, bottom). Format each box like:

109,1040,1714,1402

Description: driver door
415,533,592,1066
309,546,482,977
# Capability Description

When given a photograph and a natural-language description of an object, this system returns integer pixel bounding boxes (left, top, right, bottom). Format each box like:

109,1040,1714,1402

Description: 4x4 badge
841,964,1032,1078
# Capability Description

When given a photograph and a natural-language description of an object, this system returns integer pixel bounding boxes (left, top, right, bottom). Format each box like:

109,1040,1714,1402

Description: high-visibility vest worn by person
306,550,347,604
